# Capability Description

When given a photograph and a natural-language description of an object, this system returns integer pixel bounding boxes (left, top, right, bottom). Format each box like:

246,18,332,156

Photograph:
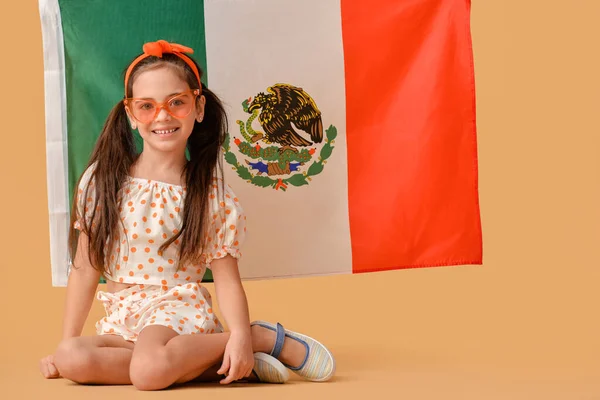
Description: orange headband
124,40,202,97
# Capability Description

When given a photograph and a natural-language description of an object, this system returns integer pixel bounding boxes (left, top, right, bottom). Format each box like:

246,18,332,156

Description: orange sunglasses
124,89,200,124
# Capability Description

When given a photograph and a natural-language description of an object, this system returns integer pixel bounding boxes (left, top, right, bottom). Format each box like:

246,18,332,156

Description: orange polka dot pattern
95,283,223,342
74,164,247,286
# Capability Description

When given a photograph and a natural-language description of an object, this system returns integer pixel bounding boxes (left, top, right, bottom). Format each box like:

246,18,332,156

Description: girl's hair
68,53,227,276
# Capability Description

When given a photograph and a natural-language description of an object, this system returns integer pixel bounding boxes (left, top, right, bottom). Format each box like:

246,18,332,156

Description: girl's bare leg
54,324,306,389
53,335,134,384
52,335,224,385
129,326,234,390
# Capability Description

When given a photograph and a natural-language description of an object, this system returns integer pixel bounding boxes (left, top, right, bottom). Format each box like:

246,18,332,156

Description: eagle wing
267,84,323,144
258,111,312,147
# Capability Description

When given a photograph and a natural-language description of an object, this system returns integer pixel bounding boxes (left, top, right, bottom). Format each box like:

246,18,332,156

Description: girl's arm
211,255,254,384
61,232,101,339
211,255,251,336
41,232,100,378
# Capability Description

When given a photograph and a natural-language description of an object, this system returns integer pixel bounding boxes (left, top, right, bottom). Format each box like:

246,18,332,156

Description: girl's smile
152,127,179,137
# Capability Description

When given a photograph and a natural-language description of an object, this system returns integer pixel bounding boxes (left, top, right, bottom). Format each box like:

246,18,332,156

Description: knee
129,348,172,391
54,338,95,383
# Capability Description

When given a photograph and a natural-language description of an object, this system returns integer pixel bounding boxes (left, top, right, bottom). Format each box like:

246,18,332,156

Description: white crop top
73,163,246,286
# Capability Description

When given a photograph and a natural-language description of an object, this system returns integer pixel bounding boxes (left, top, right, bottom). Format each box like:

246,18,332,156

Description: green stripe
59,0,213,282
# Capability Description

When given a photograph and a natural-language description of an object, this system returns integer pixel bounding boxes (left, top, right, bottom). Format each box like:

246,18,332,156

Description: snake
235,119,254,142
235,103,271,144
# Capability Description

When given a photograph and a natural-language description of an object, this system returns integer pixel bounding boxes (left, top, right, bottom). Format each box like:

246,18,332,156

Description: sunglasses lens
131,100,156,124
168,93,194,118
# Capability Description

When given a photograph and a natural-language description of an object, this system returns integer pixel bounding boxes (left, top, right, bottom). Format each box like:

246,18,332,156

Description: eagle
248,84,323,153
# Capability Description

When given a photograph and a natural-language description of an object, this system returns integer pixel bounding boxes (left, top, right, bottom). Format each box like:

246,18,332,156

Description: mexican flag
39,0,482,287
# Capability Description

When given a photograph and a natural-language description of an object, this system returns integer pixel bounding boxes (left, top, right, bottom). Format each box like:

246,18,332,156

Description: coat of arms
223,83,337,191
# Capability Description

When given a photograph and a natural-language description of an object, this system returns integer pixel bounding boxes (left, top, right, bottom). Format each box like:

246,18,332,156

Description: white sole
254,352,290,383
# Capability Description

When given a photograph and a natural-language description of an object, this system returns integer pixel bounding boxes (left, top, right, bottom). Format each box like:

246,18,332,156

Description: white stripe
205,0,352,279
39,0,70,287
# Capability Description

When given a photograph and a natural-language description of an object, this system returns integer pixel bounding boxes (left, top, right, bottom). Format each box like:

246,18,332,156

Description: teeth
154,128,177,134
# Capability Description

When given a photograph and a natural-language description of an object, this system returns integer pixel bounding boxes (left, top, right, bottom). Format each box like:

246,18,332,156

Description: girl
39,40,335,390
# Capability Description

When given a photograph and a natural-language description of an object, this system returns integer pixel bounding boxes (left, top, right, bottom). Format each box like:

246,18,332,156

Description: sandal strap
270,322,286,359
285,337,310,371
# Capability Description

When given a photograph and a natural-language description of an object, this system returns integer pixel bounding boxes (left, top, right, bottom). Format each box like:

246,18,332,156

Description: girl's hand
39,355,61,379
217,331,254,384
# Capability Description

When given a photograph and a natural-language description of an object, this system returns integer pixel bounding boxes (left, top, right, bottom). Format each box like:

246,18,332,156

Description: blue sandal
251,321,335,382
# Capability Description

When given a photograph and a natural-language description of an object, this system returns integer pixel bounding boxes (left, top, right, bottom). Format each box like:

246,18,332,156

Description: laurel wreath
223,125,337,191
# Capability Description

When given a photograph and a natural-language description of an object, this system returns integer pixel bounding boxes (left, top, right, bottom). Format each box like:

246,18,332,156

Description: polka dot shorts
95,283,224,342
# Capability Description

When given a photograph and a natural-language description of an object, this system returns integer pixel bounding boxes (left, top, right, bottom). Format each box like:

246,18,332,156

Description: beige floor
1,1,599,399
2,270,599,399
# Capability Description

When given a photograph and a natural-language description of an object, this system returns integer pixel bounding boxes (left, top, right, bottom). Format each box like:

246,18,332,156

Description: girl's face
127,66,205,154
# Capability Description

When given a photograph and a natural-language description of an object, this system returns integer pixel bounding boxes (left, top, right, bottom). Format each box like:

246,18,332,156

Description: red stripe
341,0,482,273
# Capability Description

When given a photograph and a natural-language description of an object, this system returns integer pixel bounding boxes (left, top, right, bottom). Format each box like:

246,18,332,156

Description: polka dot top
73,163,247,286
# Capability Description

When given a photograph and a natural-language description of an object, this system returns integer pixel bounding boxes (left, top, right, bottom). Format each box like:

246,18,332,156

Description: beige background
0,1,598,399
